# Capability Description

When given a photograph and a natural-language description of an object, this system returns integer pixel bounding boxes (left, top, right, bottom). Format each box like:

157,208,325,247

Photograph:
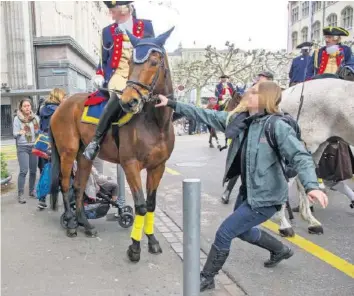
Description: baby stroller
60,176,134,229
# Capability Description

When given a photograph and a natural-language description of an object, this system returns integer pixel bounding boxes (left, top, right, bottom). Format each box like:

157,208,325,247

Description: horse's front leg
145,163,166,255
123,160,145,262
296,177,323,234
273,204,295,237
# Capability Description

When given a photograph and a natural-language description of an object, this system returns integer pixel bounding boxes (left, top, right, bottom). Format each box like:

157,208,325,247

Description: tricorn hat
220,74,229,79
323,26,349,37
258,71,274,80
103,1,134,9
296,41,313,49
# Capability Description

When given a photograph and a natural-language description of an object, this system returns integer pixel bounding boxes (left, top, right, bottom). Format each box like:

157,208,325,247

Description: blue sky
134,0,289,52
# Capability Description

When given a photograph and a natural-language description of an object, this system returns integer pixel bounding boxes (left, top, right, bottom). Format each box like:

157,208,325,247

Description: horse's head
120,27,175,114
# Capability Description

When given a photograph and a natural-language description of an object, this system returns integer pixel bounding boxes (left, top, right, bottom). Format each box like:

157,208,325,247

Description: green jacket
174,102,319,208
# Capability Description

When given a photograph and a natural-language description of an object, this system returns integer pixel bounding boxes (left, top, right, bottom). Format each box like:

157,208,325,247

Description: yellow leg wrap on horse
130,215,145,241
318,178,323,183
144,212,154,235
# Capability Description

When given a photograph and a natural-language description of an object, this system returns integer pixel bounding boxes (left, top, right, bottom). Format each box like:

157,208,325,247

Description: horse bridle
125,43,168,103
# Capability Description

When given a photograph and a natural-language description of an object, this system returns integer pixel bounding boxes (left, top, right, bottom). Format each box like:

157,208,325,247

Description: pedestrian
13,98,40,204
155,81,328,292
37,88,66,209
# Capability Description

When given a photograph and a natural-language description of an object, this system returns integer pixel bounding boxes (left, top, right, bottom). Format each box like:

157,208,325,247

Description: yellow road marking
165,167,181,176
262,220,354,279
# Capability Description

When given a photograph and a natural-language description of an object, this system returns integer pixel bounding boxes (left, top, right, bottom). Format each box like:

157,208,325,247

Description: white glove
93,75,105,88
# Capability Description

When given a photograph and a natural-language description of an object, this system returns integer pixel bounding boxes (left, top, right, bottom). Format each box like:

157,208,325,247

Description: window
312,1,322,12
326,1,336,6
292,6,299,23
312,21,321,41
341,6,353,29
301,27,308,42
327,13,337,27
292,31,298,49
302,2,309,17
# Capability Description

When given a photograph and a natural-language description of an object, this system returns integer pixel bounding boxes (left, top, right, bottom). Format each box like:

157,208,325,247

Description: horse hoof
221,196,229,204
292,206,300,213
217,145,221,149
349,202,354,209
308,225,324,235
66,228,77,237
148,242,163,254
127,245,141,262
85,228,98,237
279,228,295,237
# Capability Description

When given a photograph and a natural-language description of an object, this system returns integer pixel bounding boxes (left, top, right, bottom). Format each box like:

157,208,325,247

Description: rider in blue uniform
83,1,155,160
305,26,352,80
288,41,313,87
214,75,234,110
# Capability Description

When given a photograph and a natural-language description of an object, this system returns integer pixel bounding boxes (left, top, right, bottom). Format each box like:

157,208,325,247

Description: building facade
1,1,110,137
287,1,354,52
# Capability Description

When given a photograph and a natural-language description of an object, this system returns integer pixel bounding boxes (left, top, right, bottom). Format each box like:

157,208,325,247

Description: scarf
17,110,39,143
225,111,267,141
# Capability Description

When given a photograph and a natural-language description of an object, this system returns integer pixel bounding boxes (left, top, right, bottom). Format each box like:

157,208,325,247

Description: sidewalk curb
154,206,247,296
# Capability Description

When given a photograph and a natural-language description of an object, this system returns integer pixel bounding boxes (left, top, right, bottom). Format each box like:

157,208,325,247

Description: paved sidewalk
1,159,244,296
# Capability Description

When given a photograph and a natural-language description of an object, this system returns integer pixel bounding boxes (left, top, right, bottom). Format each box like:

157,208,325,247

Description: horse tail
49,126,60,211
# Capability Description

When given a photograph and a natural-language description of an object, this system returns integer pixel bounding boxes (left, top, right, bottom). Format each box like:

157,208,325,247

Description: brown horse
205,91,243,149
50,28,175,262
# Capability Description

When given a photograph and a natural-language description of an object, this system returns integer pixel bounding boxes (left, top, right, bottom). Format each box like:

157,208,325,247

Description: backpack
264,113,302,181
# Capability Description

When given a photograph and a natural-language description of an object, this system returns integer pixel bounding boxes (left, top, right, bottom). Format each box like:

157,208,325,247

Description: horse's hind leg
296,177,323,234
221,176,238,204
123,160,145,262
76,153,97,237
214,131,221,149
60,152,79,237
145,163,165,255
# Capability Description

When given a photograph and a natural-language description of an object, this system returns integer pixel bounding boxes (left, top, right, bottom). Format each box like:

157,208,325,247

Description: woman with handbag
13,98,40,204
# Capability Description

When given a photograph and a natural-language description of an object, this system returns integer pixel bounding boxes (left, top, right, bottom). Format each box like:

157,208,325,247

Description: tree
205,42,296,87
172,60,216,106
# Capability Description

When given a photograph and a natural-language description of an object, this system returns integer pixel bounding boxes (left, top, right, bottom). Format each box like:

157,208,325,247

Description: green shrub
0,152,9,179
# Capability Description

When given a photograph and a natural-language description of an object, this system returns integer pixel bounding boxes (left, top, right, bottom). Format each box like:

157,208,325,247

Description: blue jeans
214,192,278,250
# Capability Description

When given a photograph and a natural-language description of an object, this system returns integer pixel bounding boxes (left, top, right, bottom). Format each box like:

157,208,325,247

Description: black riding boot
253,230,294,268
200,244,229,292
83,94,122,161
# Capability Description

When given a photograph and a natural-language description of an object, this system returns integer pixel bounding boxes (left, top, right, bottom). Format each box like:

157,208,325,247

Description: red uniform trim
318,48,344,75
96,69,104,76
133,20,144,38
109,20,145,70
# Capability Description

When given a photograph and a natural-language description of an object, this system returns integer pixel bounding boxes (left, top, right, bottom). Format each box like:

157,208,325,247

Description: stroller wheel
121,205,133,214
118,212,134,228
60,213,69,229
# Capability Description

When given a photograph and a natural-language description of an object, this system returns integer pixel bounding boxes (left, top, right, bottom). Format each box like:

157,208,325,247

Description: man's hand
155,94,168,107
93,75,105,88
307,189,329,208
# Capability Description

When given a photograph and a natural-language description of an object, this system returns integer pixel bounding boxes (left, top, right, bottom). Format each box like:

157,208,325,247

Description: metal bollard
183,178,201,296
116,164,126,208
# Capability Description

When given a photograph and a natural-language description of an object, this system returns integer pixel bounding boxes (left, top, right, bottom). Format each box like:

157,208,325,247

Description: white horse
273,78,354,237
